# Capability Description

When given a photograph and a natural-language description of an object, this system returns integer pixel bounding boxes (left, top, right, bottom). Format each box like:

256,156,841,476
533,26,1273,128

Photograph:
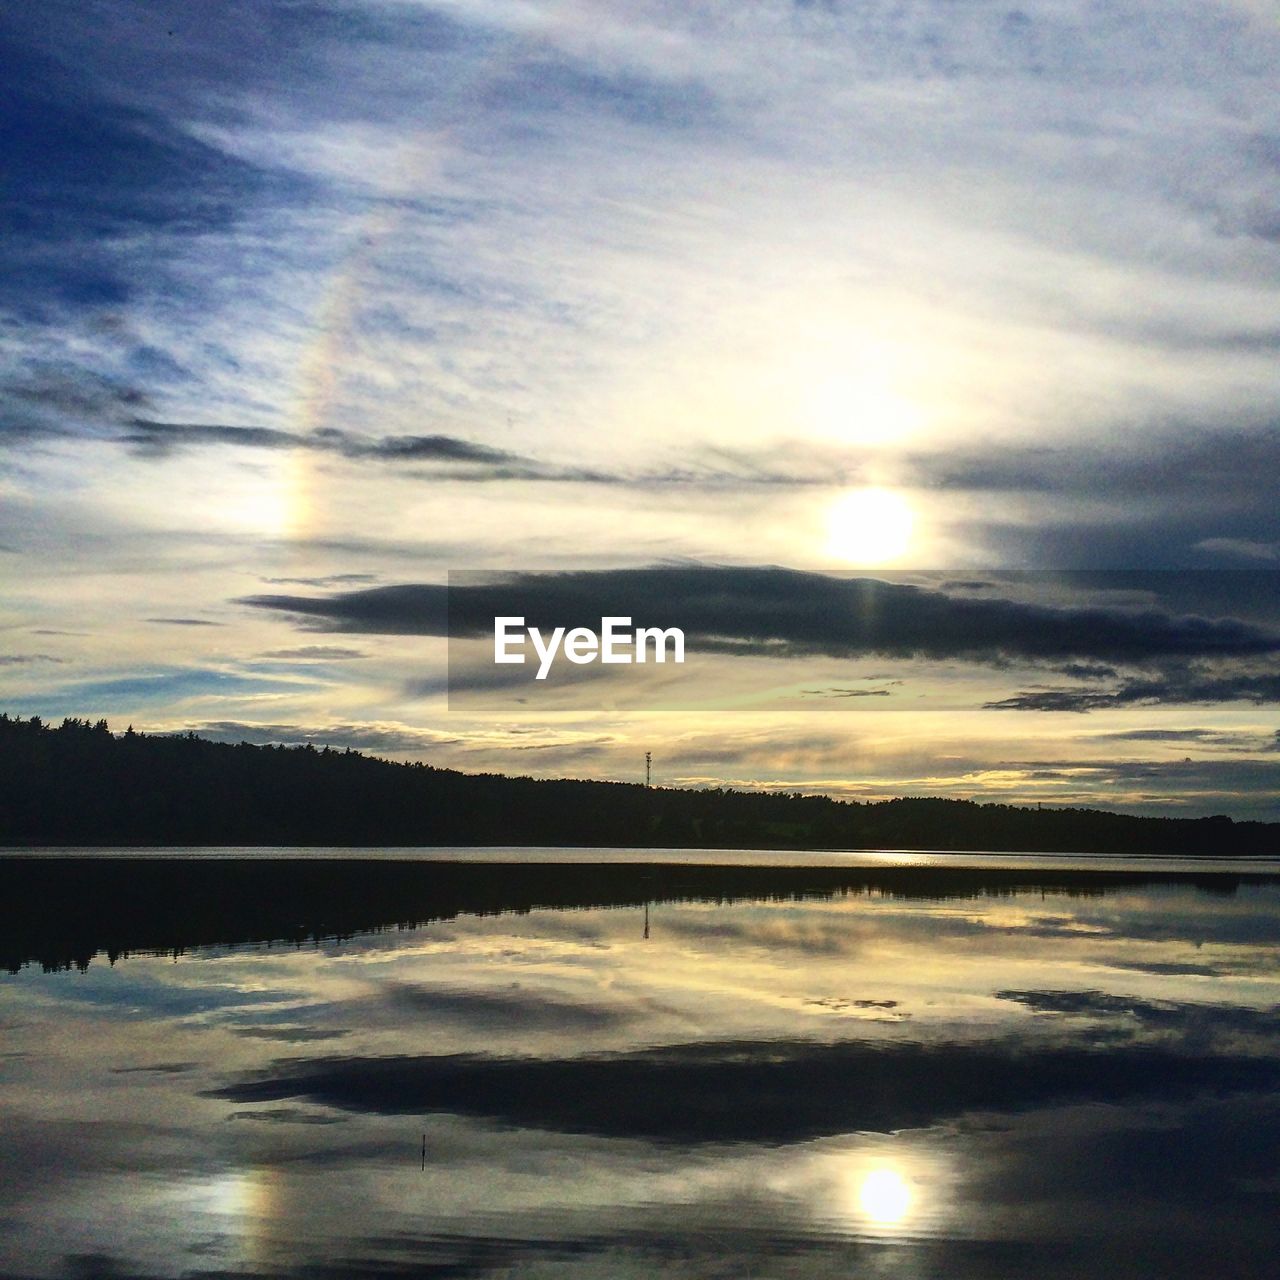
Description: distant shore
3,713,1278,856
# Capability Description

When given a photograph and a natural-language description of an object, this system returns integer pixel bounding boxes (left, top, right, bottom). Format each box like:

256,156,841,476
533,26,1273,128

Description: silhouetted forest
1,712,1277,854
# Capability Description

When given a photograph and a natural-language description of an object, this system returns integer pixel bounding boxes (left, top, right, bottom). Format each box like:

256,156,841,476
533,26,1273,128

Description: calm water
2,852,1280,1278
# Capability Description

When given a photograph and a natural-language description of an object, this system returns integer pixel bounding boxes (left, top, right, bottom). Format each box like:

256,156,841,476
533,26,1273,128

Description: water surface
2,853,1278,1278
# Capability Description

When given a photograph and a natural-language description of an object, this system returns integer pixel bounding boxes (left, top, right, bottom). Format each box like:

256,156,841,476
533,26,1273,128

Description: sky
3,0,1280,818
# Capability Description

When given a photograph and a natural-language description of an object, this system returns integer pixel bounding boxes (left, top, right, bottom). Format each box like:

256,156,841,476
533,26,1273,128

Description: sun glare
857,1167,913,1226
809,371,922,446
826,488,914,564
217,460,304,540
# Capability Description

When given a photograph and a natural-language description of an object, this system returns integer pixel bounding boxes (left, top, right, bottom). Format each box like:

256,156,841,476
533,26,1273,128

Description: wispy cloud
256,646,367,662
5,1,1280,809
191,720,463,753
986,670,1280,713
145,617,224,627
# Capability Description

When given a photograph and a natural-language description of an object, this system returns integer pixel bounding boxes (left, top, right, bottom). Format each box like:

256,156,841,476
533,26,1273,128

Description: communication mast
645,751,652,788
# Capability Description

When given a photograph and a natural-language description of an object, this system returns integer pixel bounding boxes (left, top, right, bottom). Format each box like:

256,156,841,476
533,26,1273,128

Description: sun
826,488,914,564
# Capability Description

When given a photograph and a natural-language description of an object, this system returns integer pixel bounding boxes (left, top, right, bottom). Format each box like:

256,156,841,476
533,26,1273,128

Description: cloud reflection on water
0,864,1278,1278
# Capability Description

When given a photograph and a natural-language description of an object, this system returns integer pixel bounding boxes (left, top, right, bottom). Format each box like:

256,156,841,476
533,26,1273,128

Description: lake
2,850,1279,1278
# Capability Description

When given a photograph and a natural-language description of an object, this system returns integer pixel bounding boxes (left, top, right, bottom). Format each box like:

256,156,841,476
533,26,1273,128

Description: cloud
978,757,1280,816
123,419,509,463
226,1105,346,1121
484,54,720,132
37,410,1280,531
996,990,1280,1037
799,686,893,699
382,983,627,1032
114,418,622,483
1195,538,1280,562
230,1029,352,1046
1087,728,1279,750
110,418,855,491
209,1034,1280,1144
986,670,1280,712
912,427,1280,499
255,645,367,661
190,720,462,753
0,362,152,440
10,668,325,716
260,573,378,587
0,25,306,320
4,0,1280,794
240,568,1280,669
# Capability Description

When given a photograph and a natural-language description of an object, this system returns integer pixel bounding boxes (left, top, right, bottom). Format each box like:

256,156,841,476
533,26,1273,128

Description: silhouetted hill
1,713,1277,854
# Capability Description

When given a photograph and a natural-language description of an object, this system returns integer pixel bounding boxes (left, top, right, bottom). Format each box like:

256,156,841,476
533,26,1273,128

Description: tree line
1,713,1276,854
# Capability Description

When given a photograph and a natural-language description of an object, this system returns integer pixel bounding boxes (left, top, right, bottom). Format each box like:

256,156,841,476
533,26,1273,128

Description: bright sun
857,1167,913,1226
826,488,914,564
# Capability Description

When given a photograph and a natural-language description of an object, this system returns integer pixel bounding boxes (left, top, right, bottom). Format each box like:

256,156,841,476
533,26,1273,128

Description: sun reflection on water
806,1145,953,1240
856,1166,913,1226
173,1167,281,1269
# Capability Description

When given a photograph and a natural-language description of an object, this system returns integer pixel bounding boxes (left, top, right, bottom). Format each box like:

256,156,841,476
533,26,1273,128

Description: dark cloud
240,568,1280,671
244,582,448,633
987,670,1280,712
0,654,65,666
226,1106,346,1124
980,757,1280,818
912,427,1280,501
800,687,893,698
996,990,1280,1036
0,362,151,440
1055,662,1118,679
5,363,149,417
119,418,617,481
231,1027,352,1044
209,1035,1280,1144
145,617,224,627
1093,728,1242,743
108,1061,198,1075
260,573,378,587
326,428,517,465
1101,960,1224,978
122,420,300,455
1087,728,1279,751
900,431,1280,567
